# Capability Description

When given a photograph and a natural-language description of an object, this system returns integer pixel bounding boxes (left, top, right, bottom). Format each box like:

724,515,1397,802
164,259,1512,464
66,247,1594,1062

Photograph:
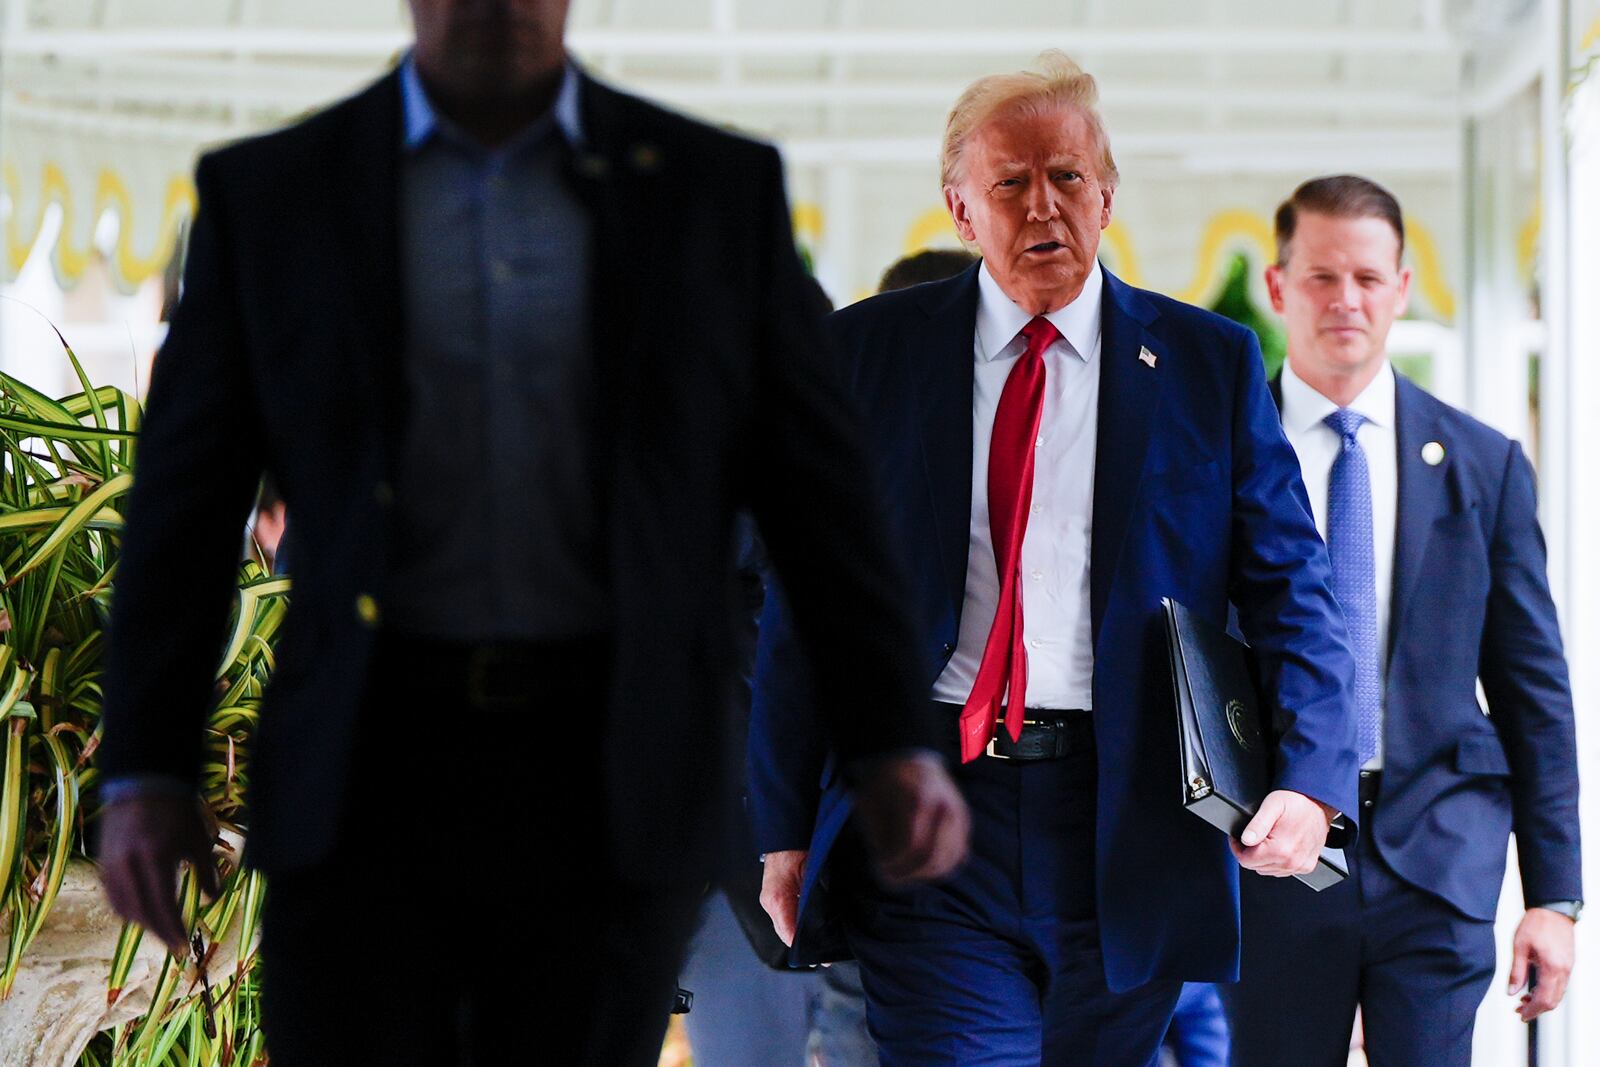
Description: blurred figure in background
678,276,841,1067
876,249,980,295
1159,983,1229,1067
248,476,288,573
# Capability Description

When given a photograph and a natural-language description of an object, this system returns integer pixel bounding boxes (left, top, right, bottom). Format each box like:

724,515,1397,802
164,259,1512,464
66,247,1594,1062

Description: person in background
1159,983,1229,1067
90,1,969,1063
751,51,1358,1066
876,248,980,295
678,277,841,1067
1227,175,1581,1067
249,476,288,573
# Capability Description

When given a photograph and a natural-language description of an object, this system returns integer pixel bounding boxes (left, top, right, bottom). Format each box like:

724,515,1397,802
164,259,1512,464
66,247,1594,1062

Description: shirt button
1029,638,1043,649
1031,570,1043,581
1031,504,1042,514
354,594,381,628
1035,435,1044,448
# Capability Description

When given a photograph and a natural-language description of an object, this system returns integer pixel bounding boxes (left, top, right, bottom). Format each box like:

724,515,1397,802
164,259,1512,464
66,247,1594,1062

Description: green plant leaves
0,331,287,1065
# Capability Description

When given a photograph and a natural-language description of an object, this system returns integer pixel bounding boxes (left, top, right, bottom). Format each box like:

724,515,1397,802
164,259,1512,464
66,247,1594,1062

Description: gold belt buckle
985,717,1056,759
467,647,523,710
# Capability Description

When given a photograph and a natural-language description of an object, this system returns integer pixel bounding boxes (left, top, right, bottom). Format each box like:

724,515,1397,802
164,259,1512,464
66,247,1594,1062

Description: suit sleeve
1480,441,1582,904
1226,328,1361,829
747,575,830,853
98,153,267,787
743,146,936,777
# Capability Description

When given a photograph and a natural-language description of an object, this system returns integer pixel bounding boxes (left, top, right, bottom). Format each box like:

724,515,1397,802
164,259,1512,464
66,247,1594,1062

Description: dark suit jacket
750,265,1360,989
98,67,937,885
1271,371,1581,918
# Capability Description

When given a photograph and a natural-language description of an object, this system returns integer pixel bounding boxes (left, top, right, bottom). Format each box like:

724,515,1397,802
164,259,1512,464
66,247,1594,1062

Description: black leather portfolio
1162,598,1348,891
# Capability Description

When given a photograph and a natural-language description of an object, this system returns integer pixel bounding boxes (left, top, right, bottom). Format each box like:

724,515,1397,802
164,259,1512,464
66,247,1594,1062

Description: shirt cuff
98,774,198,806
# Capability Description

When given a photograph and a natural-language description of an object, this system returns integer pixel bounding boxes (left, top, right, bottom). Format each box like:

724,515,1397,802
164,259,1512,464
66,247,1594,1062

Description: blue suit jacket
1268,372,1581,919
750,264,1360,990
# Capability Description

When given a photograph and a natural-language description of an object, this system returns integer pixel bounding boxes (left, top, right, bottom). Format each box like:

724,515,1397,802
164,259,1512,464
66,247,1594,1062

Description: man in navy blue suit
751,53,1360,1066
1228,175,1582,1066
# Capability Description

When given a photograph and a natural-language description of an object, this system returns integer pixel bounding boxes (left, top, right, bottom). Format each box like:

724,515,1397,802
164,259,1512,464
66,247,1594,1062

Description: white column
815,162,857,309
1548,62,1599,1067
1464,99,1537,447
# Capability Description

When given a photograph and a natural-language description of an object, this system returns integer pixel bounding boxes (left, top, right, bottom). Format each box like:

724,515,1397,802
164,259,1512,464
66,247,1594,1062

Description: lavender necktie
1324,408,1381,764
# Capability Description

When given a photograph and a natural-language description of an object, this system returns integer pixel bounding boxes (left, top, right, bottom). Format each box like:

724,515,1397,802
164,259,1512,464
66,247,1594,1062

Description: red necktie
958,316,1060,763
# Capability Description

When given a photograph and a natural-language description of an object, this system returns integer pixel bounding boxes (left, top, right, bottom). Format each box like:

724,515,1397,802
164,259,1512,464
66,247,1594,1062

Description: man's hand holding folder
1163,597,1351,890
1230,789,1338,877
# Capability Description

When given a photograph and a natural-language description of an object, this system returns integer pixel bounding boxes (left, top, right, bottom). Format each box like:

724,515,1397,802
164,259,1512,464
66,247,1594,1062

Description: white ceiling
0,0,1542,173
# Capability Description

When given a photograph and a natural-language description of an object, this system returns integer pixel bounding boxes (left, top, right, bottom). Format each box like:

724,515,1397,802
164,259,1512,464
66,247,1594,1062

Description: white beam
0,27,1463,60
3,55,1464,121
630,81,1460,118
1,29,411,58
1462,10,1543,116
567,28,1462,57
778,129,1459,173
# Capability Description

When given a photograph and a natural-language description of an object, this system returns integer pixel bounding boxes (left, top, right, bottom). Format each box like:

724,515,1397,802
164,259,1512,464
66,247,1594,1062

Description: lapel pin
629,143,662,173
1422,441,1445,466
575,153,611,180
1138,346,1158,369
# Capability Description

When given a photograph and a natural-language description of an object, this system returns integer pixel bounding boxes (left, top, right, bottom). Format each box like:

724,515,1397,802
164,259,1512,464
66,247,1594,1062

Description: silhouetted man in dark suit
93,3,968,1064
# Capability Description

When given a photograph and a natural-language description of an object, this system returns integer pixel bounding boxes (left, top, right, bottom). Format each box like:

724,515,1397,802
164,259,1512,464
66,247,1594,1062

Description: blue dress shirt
385,54,606,641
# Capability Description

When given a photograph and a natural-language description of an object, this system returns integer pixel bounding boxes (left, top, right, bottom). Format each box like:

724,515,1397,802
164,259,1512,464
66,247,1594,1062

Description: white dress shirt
932,261,1103,711
1279,358,1398,768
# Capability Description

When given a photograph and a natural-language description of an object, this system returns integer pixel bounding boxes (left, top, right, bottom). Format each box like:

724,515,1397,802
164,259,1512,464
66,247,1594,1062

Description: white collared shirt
931,261,1104,711
1279,358,1398,768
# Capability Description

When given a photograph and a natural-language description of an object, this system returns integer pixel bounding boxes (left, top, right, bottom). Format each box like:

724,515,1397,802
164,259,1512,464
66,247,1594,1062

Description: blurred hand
760,849,808,947
96,794,221,956
853,751,969,886
1509,908,1575,1021
1229,789,1332,877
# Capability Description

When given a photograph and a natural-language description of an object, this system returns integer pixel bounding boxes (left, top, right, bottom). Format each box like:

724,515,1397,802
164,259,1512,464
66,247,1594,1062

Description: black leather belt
981,712,1092,761
1359,769,1382,813
374,632,609,711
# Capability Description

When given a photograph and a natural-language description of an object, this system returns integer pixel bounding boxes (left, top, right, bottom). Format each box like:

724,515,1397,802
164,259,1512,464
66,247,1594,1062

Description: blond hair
940,51,1119,190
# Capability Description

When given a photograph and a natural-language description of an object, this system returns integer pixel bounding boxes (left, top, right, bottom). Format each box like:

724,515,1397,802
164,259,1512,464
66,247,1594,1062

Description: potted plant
0,328,285,1067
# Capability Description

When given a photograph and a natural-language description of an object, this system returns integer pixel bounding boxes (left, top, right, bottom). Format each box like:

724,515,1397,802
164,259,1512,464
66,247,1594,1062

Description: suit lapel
1089,271,1163,643
568,75,650,441
914,267,982,617
329,70,406,465
1389,374,1449,659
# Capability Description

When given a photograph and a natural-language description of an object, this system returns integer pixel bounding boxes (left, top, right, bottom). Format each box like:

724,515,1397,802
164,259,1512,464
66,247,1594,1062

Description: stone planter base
0,858,251,1067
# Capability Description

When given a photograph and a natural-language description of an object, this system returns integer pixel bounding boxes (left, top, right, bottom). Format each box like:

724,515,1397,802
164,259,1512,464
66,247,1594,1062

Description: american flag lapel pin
1138,346,1158,368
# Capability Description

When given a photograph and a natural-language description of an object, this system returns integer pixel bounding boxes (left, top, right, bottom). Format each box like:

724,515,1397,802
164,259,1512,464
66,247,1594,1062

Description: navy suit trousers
1227,830,1496,1067
838,737,1182,1066
259,634,703,1067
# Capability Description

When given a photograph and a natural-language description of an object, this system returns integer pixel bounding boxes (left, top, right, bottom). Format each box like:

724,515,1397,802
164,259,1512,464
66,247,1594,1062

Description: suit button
942,642,955,656
373,481,394,507
354,594,381,628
